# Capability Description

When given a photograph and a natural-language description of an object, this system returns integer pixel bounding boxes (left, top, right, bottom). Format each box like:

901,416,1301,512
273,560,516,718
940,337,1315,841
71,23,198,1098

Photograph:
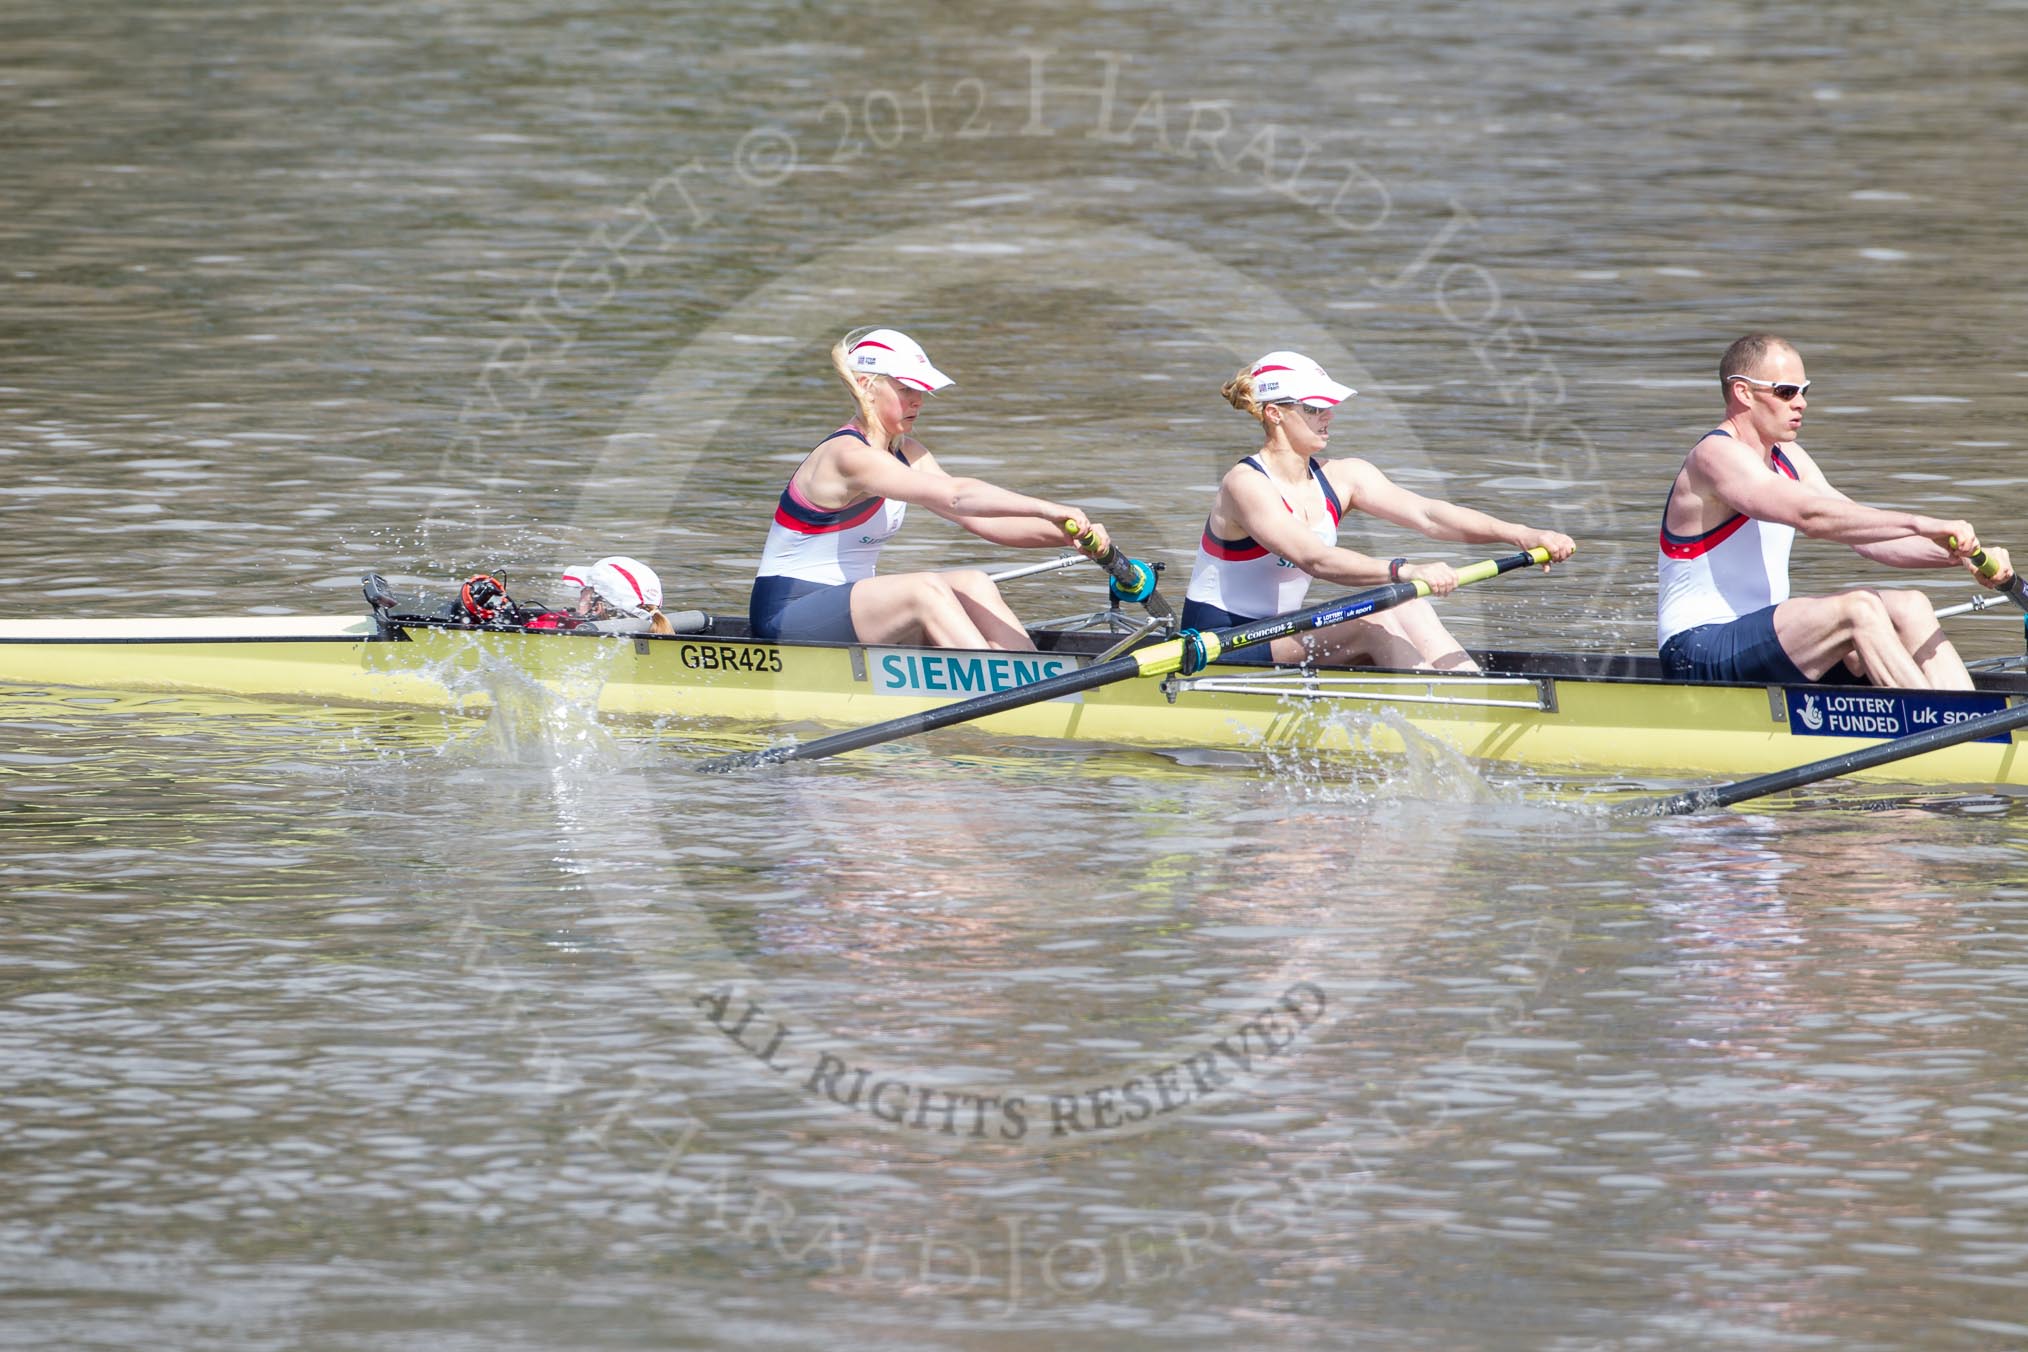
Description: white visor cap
846,328,954,393
585,556,662,615
560,564,596,591
1250,351,1355,408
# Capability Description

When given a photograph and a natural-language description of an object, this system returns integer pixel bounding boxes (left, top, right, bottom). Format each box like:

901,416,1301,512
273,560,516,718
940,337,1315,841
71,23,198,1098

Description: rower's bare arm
1223,469,1393,587
1787,452,1980,569
1845,526,2002,575
893,449,1097,549
1850,524,1961,568
1334,460,1575,560
1418,500,1574,560
1699,439,1973,551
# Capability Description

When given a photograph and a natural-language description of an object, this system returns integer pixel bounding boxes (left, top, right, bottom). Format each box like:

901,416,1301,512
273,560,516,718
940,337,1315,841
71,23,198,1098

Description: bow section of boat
0,614,454,708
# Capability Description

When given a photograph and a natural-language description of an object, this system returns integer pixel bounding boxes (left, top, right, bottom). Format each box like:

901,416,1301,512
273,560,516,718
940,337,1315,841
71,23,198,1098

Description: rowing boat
1,600,2023,787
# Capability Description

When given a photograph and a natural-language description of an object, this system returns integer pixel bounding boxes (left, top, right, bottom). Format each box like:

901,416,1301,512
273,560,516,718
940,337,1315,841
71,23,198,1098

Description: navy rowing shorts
749,576,859,644
1660,604,1842,685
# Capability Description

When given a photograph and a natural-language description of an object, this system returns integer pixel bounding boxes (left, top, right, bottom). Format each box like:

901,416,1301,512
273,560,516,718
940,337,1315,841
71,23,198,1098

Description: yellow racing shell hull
0,614,2022,787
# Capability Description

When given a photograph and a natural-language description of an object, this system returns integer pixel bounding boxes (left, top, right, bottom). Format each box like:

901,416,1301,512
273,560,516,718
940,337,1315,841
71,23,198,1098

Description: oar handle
1952,538,2028,614
1061,520,1173,619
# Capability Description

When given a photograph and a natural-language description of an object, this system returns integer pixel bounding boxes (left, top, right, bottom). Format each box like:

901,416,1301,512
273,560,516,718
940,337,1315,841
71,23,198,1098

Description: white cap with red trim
585,556,662,616
560,563,596,591
1249,351,1355,408
845,328,954,393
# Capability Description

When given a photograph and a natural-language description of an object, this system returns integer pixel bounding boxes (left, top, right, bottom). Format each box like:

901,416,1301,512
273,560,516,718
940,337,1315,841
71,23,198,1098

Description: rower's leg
1379,599,1480,672
1301,602,1476,672
1773,593,1927,688
1876,587,1973,690
1300,616,1426,668
1294,618,1416,668
848,573,992,649
942,569,1038,651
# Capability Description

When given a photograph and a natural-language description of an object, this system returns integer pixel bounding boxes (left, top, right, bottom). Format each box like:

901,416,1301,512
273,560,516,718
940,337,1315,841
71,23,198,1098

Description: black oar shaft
1637,696,2028,816
697,548,1546,772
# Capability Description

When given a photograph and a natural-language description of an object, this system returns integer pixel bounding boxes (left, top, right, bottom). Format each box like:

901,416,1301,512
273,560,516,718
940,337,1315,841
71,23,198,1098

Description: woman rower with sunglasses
1181,351,1576,671
1658,333,2011,689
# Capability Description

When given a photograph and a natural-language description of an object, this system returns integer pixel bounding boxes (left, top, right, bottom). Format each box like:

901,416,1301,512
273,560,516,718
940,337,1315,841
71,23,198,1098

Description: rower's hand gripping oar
1934,538,2026,634
697,547,1550,772
1964,544,2028,613
1063,519,1173,622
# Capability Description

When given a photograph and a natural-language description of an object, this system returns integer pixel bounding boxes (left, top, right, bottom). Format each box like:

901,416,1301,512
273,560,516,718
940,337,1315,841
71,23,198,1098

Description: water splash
410,636,642,774
1249,700,1510,807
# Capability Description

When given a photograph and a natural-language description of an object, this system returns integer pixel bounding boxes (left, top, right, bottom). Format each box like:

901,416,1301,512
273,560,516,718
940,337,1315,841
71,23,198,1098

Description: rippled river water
6,2,2028,1348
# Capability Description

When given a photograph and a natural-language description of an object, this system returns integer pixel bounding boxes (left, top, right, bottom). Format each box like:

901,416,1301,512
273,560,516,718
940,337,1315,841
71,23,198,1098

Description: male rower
1657,333,2011,690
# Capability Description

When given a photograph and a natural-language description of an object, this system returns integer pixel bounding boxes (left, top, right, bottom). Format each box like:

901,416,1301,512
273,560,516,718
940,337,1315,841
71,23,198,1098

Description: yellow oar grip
1947,535,1999,578
1062,518,1106,557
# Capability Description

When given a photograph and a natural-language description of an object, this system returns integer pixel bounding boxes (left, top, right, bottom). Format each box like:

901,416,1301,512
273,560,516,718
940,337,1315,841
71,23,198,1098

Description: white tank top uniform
1181,456,1343,664
749,427,911,643
1656,436,1800,649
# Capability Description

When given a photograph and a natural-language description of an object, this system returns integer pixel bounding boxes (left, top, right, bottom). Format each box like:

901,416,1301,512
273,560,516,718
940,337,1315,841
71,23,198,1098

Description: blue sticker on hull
1785,688,2012,743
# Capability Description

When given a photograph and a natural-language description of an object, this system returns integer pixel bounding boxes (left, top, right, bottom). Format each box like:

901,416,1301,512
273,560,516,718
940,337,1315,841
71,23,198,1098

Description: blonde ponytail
1221,365,1267,422
832,327,889,453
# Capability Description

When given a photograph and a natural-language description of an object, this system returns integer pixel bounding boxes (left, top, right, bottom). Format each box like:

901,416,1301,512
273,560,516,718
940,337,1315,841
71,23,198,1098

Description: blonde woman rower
750,327,1109,649
1181,351,1575,670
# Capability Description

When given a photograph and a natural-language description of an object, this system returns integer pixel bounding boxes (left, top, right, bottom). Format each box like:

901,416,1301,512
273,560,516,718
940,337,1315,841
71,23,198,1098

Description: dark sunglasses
1728,374,1811,401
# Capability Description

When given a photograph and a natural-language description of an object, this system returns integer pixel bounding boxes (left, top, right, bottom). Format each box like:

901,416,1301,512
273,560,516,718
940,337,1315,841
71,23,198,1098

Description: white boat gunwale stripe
0,634,383,645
